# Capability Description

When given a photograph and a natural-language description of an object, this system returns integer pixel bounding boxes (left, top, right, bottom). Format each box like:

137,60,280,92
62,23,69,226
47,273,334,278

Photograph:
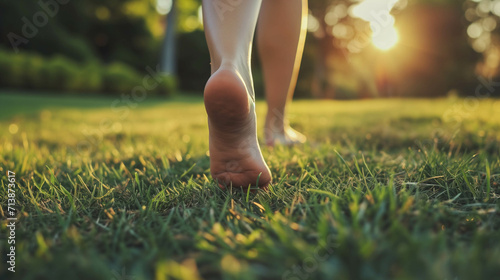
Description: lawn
1,92,500,280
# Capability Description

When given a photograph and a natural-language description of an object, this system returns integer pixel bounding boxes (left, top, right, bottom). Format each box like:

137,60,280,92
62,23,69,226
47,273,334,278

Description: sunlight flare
372,27,399,50
352,0,400,51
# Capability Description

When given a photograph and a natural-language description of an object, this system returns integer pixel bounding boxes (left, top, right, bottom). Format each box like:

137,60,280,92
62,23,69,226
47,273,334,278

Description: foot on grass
204,68,272,190
265,115,306,147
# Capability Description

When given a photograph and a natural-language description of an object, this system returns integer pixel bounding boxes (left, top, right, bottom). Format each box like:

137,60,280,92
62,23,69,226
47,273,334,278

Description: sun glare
372,27,399,50
156,0,172,15
352,0,400,51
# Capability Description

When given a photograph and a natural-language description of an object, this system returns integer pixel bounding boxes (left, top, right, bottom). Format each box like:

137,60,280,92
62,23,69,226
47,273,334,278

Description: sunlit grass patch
0,94,499,279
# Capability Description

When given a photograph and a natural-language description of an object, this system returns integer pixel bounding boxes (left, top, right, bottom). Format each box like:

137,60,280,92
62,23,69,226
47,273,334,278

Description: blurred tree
0,0,162,70
308,0,354,98
176,0,202,32
171,0,211,92
158,0,203,76
160,0,178,75
305,0,479,98
464,0,500,95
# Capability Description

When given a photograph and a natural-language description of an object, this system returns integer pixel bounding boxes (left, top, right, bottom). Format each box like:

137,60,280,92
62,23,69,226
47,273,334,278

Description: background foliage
1,0,500,98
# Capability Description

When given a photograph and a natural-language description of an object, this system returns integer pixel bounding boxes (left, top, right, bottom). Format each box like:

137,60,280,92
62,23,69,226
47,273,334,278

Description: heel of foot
204,68,271,190
204,69,251,125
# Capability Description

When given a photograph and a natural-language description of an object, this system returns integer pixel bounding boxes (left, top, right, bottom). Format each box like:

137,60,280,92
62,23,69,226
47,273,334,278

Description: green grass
1,92,500,280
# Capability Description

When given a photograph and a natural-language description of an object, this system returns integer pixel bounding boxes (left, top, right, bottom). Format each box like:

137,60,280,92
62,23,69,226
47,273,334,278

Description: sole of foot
204,68,272,190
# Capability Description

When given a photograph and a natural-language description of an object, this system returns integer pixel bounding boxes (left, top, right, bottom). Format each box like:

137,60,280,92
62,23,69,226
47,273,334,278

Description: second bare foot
265,113,306,147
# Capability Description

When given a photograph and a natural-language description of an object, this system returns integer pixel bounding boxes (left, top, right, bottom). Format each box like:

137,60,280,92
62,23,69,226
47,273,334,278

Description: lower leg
202,0,271,189
257,0,308,146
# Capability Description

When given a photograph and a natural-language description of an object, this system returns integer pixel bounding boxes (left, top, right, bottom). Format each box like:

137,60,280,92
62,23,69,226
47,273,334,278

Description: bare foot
204,68,272,190
265,114,306,147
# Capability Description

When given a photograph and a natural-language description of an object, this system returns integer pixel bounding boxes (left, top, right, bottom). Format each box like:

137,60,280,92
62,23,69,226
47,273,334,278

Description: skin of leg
202,0,272,190
257,0,308,146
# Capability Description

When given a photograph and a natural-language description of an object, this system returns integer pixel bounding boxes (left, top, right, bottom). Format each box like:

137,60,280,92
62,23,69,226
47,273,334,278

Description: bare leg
257,0,308,147
202,0,271,189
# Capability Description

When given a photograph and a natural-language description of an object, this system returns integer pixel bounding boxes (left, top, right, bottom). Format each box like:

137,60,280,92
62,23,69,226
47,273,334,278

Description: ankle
266,110,286,128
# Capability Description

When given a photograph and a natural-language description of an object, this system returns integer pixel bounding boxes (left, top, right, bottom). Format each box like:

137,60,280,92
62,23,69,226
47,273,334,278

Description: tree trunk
160,0,177,75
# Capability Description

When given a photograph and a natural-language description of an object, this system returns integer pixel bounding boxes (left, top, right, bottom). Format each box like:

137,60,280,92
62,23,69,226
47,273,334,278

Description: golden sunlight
372,27,399,50
352,0,400,51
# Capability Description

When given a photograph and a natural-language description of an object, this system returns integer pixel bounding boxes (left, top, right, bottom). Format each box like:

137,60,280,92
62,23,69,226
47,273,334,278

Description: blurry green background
0,0,499,98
